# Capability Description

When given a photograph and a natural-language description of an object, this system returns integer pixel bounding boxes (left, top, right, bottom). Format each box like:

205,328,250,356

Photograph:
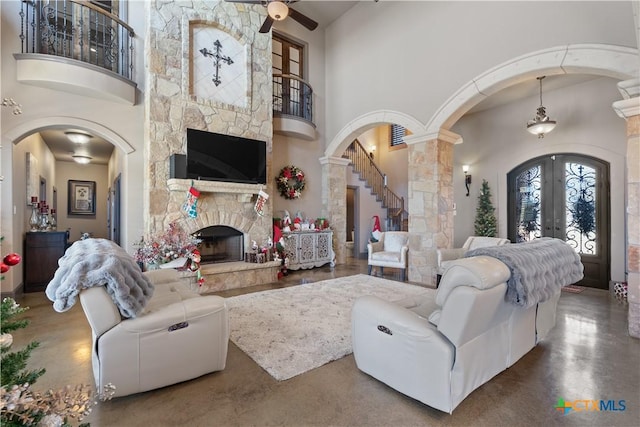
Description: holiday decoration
1,298,115,425
3,254,21,267
182,184,200,218
254,190,269,216
133,222,201,268
276,165,305,199
474,179,498,237
370,215,382,242
0,237,21,280
188,249,205,287
572,196,595,235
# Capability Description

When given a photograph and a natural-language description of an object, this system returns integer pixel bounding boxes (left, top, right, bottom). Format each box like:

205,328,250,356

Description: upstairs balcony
273,73,316,141
15,0,137,105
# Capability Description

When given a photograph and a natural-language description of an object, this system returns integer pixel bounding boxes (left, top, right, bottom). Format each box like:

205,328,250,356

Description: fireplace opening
195,225,244,264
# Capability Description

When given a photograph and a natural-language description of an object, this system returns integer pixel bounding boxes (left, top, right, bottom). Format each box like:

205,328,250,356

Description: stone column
613,78,640,338
320,156,351,265
405,129,460,285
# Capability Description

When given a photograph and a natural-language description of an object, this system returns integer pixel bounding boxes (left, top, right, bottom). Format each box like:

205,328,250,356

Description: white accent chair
367,231,409,281
437,236,510,280
79,269,229,398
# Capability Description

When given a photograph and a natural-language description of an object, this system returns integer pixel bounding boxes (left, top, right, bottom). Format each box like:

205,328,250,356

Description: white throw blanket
46,238,154,318
466,237,583,308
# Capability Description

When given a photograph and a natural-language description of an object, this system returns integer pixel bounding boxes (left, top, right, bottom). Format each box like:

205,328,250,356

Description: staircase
343,140,407,231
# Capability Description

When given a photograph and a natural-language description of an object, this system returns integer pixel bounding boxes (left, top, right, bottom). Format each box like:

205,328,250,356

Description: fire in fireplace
194,225,244,264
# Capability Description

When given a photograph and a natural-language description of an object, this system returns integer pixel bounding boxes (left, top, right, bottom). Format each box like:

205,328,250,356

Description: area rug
226,274,431,381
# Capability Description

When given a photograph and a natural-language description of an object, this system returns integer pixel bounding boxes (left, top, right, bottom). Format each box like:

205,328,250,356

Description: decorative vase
29,203,40,231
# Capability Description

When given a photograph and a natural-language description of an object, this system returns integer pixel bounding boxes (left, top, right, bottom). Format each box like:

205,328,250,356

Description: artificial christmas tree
474,179,497,237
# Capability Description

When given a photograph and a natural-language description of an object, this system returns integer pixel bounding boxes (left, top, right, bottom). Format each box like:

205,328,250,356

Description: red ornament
3,253,21,266
0,263,9,273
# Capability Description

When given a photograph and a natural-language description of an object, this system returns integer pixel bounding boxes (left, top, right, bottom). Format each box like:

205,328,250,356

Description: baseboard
1,282,24,301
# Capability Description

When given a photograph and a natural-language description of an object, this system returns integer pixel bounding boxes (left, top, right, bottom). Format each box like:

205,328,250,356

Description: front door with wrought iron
507,154,610,288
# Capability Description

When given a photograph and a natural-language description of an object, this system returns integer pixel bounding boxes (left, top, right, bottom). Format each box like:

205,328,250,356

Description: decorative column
613,78,640,338
405,129,460,285
320,156,351,265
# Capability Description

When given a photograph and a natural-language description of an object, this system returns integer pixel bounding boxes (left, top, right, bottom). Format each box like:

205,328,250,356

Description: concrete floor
10,258,640,426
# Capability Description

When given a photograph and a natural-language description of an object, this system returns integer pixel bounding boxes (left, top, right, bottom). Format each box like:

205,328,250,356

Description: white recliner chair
352,255,562,413
353,256,520,413
437,236,510,279
367,231,409,281
79,269,229,397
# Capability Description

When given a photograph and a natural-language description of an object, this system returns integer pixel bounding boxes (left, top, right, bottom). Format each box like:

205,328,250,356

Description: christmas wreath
276,165,305,199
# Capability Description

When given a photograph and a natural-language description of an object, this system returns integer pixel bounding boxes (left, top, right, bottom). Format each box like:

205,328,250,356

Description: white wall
324,1,636,141
271,16,329,221
4,134,56,292
55,161,109,242
0,0,147,292
451,77,627,282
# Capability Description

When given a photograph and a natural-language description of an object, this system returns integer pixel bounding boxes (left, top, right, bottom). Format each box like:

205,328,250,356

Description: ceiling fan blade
288,7,318,31
259,16,275,33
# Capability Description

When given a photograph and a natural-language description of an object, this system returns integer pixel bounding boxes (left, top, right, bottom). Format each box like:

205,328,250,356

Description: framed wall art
68,180,96,216
26,152,38,206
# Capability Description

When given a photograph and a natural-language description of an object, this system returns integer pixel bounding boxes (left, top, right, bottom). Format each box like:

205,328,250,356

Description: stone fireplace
164,180,279,293
145,4,276,292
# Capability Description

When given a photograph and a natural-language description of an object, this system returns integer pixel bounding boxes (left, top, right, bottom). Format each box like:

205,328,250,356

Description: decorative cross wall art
191,25,248,108
199,40,233,87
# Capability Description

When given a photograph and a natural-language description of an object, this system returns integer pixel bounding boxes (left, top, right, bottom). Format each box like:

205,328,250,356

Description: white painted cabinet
282,230,334,270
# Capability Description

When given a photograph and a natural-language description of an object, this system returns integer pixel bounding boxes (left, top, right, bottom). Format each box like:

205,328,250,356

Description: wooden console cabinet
24,231,68,292
282,230,334,271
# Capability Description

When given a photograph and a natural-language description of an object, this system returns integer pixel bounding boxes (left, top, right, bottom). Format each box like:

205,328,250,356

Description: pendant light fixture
526,76,557,138
267,1,289,21
72,155,92,164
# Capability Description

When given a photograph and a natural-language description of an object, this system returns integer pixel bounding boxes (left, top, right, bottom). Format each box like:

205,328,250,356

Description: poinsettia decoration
276,165,305,200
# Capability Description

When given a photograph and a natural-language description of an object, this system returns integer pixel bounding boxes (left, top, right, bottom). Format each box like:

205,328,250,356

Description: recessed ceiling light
72,155,92,164
65,131,92,144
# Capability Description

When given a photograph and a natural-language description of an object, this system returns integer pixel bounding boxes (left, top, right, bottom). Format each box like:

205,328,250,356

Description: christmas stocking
254,190,269,216
182,185,200,218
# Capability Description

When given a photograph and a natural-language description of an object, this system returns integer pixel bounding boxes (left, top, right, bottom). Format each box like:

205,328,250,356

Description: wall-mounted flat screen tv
186,128,267,184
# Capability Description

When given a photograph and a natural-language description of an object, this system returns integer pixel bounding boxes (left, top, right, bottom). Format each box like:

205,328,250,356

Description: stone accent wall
627,114,639,335
145,1,273,244
613,78,639,338
320,157,351,265
405,130,457,285
624,112,639,338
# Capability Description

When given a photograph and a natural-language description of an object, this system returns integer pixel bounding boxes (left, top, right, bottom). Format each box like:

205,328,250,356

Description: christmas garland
276,165,305,199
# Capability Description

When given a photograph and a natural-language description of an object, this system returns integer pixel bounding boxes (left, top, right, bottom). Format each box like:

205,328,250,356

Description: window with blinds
390,124,407,147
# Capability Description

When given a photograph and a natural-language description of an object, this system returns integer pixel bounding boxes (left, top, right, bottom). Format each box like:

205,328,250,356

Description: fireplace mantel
167,179,265,194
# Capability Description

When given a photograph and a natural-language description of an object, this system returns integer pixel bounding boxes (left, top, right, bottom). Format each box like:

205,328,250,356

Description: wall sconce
369,145,376,159
463,165,472,197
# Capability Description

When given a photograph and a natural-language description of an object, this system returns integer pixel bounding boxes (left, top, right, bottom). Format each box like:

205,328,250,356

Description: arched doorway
507,154,610,288
323,43,636,285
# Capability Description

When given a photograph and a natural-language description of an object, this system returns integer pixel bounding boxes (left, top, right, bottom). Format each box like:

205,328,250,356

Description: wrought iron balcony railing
19,0,135,80
273,73,313,123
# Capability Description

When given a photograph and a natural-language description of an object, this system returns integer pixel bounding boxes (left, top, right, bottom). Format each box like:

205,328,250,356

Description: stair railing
343,139,406,230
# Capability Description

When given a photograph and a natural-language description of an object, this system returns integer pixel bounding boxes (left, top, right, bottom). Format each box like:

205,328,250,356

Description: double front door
507,154,610,288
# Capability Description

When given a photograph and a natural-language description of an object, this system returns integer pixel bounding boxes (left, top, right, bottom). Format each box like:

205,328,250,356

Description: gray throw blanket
46,238,154,318
466,238,583,308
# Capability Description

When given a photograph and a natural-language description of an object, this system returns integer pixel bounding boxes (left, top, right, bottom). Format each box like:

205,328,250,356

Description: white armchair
367,231,409,281
437,236,509,278
79,269,229,398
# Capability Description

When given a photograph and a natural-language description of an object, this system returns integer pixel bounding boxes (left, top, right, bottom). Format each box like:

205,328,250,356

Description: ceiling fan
225,0,319,33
